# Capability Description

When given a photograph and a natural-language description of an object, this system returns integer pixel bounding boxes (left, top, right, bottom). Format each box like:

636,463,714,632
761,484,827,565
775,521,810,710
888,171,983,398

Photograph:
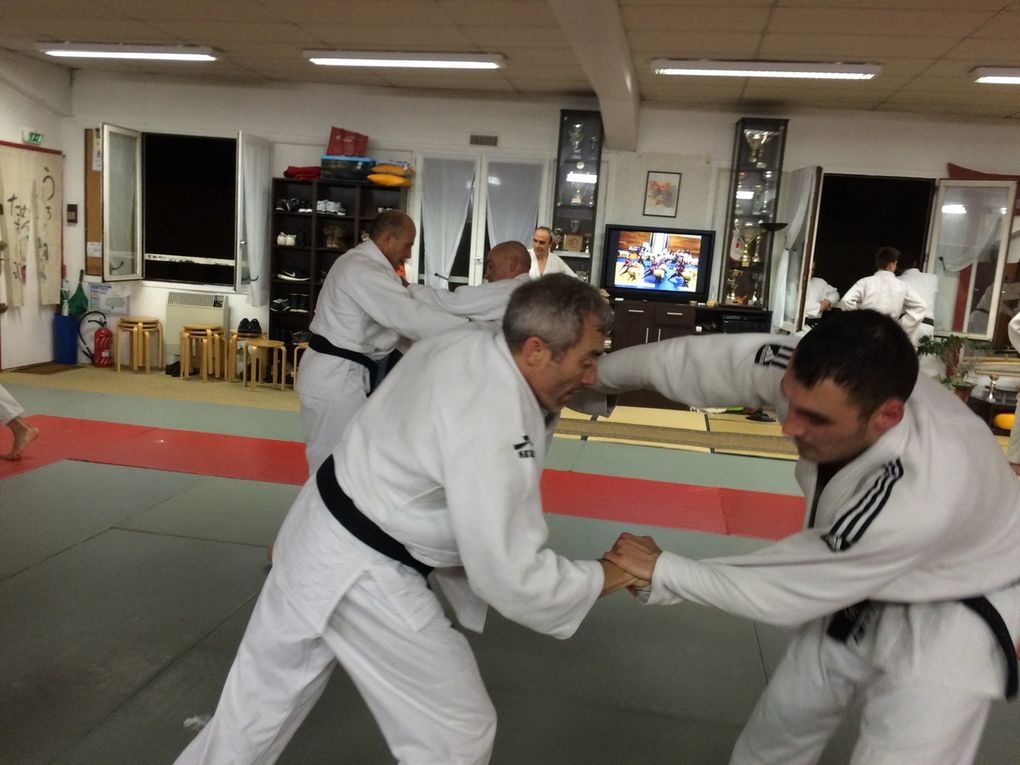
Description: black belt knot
309,333,381,392
316,455,433,578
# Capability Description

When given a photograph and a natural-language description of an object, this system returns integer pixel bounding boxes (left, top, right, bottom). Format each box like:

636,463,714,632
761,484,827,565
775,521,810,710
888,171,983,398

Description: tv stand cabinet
610,299,772,409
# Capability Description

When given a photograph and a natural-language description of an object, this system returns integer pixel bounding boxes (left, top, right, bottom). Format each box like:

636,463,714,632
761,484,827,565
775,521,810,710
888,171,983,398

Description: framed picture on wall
643,171,681,217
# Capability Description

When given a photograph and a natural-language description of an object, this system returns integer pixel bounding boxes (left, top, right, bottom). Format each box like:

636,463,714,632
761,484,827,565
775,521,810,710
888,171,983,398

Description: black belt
309,333,381,392
922,317,934,326
827,597,1018,700
315,455,433,578
962,595,1018,700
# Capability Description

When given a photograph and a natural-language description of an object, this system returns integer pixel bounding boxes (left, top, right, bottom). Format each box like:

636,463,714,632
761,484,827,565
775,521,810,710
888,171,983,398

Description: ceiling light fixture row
32,45,1020,85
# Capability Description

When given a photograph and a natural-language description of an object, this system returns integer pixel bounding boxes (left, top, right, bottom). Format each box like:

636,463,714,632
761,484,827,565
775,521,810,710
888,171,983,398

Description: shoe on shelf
276,232,287,245
271,298,290,312
275,198,287,211
238,318,252,333
297,200,313,213
278,269,309,282
285,234,296,246
249,319,263,335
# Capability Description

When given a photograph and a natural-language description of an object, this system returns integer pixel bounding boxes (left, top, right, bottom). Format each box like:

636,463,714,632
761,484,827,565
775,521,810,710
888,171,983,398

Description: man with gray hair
176,274,641,765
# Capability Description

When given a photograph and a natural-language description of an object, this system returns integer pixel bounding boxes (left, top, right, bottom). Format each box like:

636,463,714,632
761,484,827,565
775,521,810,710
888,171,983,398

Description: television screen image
601,225,715,303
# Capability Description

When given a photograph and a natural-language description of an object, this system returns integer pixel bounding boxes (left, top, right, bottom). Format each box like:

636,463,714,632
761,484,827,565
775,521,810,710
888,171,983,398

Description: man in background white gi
296,210,466,475
0,383,38,459
897,252,938,346
802,269,839,324
175,274,642,765
839,246,926,340
529,225,578,278
600,310,1020,765
408,240,531,322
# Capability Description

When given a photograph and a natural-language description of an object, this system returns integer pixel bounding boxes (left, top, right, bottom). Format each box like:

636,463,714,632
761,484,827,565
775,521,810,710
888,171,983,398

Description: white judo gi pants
730,618,992,765
175,566,497,765
0,383,24,424
295,351,371,476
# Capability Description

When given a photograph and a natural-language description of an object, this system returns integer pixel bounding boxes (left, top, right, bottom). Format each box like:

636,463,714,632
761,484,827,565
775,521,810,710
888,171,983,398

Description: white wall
3,56,1020,366
0,52,71,368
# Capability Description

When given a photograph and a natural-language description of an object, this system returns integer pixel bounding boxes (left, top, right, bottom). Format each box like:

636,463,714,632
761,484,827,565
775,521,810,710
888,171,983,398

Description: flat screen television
600,224,715,303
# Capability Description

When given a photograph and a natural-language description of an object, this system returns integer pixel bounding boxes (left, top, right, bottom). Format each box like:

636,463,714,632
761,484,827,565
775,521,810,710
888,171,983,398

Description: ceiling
4,0,1020,148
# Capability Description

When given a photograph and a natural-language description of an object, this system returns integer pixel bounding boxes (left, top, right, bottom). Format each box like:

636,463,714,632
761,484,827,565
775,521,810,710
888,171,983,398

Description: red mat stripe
1,415,803,540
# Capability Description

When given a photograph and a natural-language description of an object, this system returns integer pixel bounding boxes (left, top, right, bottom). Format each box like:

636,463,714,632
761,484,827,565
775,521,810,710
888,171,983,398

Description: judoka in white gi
0,383,38,460
839,246,926,340
408,240,532,323
529,226,578,279
175,274,641,765
295,210,466,475
600,310,1020,765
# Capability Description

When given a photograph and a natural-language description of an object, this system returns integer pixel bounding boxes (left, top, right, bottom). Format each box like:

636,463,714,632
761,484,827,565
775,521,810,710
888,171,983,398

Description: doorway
812,174,936,296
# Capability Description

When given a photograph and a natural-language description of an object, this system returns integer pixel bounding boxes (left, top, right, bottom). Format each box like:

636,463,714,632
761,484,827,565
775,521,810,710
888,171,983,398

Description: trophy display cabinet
721,117,788,309
550,109,604,283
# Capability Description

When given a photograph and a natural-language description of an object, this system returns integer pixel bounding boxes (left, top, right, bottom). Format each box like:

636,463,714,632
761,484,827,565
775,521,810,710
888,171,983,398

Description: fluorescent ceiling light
941,204,967,215
37,43,216,61
651,59,880,80
973,67,1020,85
306,51,504,70
565,171,598,184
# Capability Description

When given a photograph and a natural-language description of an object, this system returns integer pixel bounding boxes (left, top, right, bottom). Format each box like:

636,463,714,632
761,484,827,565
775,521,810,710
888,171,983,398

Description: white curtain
486,161,542,247
422,158,475,287
772,167,819,330
238,132,272,305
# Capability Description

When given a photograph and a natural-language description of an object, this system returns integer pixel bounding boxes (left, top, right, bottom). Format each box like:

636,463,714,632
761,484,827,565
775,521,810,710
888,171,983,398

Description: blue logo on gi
513,435,535,459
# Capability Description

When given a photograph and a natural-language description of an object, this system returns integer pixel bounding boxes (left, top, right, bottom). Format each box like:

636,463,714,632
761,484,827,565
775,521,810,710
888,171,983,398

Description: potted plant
917,334,983,400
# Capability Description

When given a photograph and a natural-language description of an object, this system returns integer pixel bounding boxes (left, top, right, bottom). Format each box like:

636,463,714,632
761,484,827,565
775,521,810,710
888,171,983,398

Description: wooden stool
292,341,310,388
226,330,264,382
243,338,286,391
180,324,224,381
115,316,162,372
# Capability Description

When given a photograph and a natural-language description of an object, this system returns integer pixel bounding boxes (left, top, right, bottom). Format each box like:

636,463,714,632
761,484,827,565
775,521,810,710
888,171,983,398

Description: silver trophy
744,129,774,168
568,123,584,155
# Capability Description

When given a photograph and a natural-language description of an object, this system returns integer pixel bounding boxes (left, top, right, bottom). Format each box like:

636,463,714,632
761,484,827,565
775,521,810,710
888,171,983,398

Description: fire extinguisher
93,321,113,367
78,311,112,367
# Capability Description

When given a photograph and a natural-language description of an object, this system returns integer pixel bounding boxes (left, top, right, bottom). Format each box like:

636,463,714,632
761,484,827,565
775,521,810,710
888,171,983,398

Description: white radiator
164,291,230,356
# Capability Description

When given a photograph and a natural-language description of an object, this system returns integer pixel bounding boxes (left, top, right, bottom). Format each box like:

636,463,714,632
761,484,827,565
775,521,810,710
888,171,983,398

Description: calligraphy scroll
0,142,63,307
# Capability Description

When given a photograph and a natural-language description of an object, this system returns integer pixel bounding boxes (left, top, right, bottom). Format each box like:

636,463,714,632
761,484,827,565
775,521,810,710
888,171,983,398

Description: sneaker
238,318,252,333
271,298,290,312
278,269,309,282
249,319,263,334
336,204,347,216
276,232,287,245
316,199,327,213
285,234,296,246
275,198,287,211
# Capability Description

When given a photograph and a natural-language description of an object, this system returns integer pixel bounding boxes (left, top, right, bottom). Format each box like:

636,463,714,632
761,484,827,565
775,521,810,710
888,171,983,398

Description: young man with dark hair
600,310,1020,764
839,246,926,339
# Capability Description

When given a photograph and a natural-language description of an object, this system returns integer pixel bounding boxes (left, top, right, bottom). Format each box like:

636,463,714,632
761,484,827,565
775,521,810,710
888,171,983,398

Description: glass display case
721,117,788,307
551,110,603,283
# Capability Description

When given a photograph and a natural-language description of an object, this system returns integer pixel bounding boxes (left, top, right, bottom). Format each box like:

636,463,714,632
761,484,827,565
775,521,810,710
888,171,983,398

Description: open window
99,124,269,293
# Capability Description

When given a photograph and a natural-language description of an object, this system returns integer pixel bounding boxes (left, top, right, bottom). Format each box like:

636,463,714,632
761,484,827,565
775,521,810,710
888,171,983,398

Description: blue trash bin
53,314,78,364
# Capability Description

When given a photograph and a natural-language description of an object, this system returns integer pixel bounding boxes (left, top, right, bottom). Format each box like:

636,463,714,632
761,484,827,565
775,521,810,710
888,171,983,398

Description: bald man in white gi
529,226,578,279
408,240,532,322
602,310,1020,765
296,210,466,475
175,275,641,765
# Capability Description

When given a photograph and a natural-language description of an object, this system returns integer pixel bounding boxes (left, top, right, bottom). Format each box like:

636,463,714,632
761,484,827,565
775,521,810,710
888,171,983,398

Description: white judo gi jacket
296,239,467,472
839,270,926,338
407,272,530,322
598,332,1020,697
278,324,603,637
528,250,577,279
803,277,839,320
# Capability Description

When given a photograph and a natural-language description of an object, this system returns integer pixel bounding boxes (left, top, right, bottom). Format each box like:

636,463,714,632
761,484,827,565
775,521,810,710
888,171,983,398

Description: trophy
725,270,740,303
756,221,788,266
748,273,762,307
734,219,760,267
568,122,584,155
569,219,581,234
744,129,774,168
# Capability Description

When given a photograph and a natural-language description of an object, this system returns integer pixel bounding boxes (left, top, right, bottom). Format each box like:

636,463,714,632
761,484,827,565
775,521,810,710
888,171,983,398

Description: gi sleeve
596,332,791,412
838,279,864,311
899,286,925,336
644,472,950,626
407,282,508,322
348,265,468,342
439,396,603,639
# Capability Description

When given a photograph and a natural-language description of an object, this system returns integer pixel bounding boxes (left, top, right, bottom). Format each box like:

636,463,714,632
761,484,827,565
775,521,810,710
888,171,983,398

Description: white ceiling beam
546,0,639,151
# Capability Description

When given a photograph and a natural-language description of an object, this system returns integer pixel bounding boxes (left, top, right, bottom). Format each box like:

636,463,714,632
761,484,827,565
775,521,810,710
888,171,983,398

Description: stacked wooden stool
179,323,225,382
115,316,163,373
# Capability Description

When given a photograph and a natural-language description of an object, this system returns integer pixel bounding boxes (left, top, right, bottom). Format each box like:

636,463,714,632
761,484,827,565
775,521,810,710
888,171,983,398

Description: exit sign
22,130,44,145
